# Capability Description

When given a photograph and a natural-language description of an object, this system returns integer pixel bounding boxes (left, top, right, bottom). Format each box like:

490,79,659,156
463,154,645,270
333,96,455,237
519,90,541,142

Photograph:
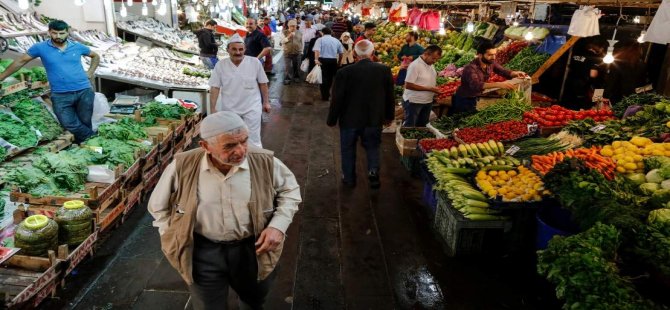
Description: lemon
633,154,643,161
666,121,670,128
600,148,614,157
612,141,622,148
614,148,625,155
616,166,627,173
624,163,637,170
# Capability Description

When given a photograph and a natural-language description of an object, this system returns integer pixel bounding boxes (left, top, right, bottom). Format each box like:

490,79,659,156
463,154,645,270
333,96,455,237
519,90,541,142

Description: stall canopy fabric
645,0,670,44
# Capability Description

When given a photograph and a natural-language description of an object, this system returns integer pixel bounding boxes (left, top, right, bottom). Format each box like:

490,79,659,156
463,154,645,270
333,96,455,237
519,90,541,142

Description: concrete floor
37,60,560,310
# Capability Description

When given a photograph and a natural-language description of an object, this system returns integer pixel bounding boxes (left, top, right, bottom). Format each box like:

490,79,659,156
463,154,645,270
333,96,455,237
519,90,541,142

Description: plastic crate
435,191,510,256
422,180,438,216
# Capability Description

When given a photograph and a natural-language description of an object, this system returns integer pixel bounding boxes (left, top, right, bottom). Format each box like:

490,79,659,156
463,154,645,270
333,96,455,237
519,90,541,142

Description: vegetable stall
397,89,670,309
0,82,202,308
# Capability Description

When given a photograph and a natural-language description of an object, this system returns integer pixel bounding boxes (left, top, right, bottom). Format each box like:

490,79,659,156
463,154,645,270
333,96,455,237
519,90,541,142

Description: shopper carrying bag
306,64,322,84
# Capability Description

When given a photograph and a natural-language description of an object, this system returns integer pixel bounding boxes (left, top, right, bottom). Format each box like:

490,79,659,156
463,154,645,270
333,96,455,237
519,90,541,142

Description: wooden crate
1,250,62,309
174,136,187,155
124,182,143,216
29,81,49,90
10,172,124,211
143,165,160,188
0,82,28,97
62,229,97,276
395,127,434,157
95,197,127,233
121,157,144,191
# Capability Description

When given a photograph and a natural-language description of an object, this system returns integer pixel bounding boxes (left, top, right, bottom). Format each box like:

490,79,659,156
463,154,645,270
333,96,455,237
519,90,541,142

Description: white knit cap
200,111,247,139
228,33,244,45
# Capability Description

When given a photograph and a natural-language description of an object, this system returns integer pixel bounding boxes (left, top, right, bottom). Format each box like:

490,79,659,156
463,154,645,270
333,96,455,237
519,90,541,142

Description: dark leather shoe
368,171,380,189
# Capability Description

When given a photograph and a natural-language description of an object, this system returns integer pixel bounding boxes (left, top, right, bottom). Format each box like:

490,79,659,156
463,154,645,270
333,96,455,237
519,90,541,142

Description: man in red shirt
354,22,376,43
261,17,273,75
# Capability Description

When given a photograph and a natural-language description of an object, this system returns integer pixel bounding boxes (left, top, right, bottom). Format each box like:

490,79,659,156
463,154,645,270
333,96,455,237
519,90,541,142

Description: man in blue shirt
0,20,100,143
313,27,344,101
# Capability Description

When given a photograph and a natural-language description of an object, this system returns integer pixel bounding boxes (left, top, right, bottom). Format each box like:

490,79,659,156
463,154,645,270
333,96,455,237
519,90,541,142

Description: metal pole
558,45,574,103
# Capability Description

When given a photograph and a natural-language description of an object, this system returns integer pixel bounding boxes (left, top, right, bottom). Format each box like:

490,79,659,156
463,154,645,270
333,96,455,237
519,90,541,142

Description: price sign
505,145,521,156
590,124,606,132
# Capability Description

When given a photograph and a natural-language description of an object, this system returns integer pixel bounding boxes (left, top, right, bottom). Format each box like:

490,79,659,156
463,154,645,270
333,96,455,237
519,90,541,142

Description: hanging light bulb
524,31,534,41
215,4,220,12
603,39,617,64
126,0,133,7
74,0,86,6
18,0,29,10
395,22,400,26
412,25,418,31
152,0,158,6
512,20,519,26
438,28,446,35
466,22,474,33
603,51,614,64
633,16,641,24
120,4,128,17
192,0,197,3
196,3,202,10
142,3,148,15
637,31,646,43
204,0,209,5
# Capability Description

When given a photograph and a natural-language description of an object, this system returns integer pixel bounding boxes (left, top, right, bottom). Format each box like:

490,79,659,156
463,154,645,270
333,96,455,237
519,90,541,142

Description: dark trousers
339,127,382,183
189,234,275,310
319,58,338,100
50,88,95,143
283,53,301,81
449,94,478,116
403,101,433,127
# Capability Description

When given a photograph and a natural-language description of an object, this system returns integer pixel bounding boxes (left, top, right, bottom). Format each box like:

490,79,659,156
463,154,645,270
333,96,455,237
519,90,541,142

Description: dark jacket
195,28,218,57
328,59,395,128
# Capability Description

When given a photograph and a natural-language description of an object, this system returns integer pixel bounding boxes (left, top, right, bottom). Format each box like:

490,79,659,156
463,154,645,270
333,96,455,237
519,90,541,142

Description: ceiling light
142,3,148,15
637,31,646,43
120,4,128,17
438,28,446,35
524,32,534,41
74,0,86,5
466,22,474,33
18,0,29,10
126,0,133,7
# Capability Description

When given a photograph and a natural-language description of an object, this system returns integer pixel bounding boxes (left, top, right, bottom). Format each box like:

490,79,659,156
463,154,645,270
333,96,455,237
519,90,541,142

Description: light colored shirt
209,56,269,114
313,35,344,59
300,26,317,43
148,153,302,241
403,56,437,104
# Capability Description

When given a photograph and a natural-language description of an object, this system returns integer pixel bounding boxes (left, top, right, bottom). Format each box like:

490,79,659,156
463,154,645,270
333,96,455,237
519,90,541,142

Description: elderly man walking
313,27,343,101
148,111,301,310
327,40,395,189
209,34,270,148
281,19,303,85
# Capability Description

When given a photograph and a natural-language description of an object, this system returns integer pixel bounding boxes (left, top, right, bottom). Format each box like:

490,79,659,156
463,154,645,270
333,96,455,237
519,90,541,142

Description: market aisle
39,60,556,310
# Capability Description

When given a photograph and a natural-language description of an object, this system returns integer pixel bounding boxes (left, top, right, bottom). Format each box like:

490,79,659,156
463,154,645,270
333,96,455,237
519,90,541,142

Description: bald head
354,40,374,58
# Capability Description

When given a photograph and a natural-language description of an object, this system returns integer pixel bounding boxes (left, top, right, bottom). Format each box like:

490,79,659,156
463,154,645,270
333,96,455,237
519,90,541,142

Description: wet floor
37,57,560,310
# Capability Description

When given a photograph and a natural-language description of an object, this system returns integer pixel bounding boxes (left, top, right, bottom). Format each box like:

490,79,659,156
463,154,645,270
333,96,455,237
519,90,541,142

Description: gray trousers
283,53,301,81
189,234,276,310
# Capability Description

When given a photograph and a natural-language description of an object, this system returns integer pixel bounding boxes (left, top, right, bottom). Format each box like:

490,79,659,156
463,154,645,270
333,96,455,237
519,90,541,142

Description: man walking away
327,40,394,189
281,20,303,85
0,19,100,143
209,34,271,148
403,45,442,127
148,111,301,310
313,27,343,101
244,18,273,74
196,20,222,69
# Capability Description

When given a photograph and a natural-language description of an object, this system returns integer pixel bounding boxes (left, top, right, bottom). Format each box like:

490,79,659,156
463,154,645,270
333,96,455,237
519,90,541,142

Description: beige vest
159,147,284,285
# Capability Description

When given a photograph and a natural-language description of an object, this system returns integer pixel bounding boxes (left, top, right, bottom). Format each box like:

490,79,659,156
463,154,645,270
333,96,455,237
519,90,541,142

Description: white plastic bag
92,93,113,131
300,58,310,73
306,65,322,84
568,6,600,37
646,0,670,44
87,165,116,184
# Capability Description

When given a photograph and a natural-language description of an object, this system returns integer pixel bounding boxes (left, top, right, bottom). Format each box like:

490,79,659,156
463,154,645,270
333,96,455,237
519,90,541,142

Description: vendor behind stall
0,20,100,143
451,40,527,115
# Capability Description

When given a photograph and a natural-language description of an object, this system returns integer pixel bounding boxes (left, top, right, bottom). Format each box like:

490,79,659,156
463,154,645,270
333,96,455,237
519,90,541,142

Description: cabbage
650,189,670,208
648,208,670,235
640,182,661,195
643,156,670,171
662,180,670,190
626,173,647,186
646,169,664,184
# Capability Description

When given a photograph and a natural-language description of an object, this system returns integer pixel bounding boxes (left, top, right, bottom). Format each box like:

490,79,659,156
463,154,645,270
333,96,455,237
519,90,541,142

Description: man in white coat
209,34,271,148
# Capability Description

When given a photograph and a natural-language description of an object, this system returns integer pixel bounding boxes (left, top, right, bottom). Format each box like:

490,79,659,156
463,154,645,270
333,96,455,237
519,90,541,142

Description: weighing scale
110,95,140,114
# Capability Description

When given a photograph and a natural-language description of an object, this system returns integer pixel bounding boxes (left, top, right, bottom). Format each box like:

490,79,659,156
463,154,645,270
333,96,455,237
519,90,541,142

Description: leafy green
97,117,147,141
644,156,670,172
633,224,670,278
84,137,148,168
505,46,550,75
33,150,89,192
31,66,47,82
0,146,6,162
3,165,62,197
141,101,194,124
538,223,657,310
613,93,666,118
11,98,63,140
0,112,38,147
454,51,475,67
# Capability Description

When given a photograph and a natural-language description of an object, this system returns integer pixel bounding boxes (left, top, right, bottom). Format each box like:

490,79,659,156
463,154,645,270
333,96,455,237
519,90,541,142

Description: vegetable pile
400,128,434,140
426,140,520,171
504,137,569,158
476,166,547,202
11,98,63,141
98,117,148,141
522,105,616,128
0,112,38,148
418,138,458,153
531,147,616,179
433,173,507,221
455,120,531,143
141,101,194,123
504,46,550,75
